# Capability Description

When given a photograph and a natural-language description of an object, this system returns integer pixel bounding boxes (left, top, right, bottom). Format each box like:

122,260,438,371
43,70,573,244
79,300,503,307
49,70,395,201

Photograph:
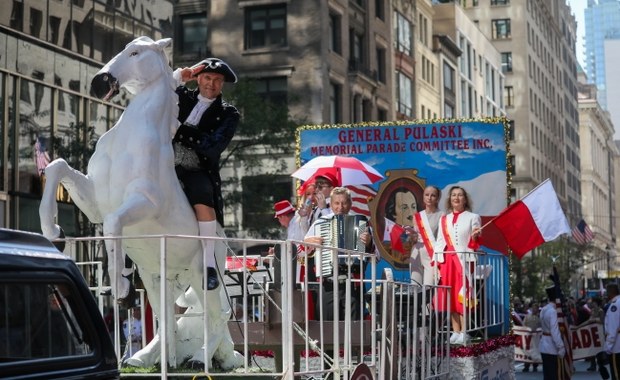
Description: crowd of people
270,176,484,341
513,284,620,379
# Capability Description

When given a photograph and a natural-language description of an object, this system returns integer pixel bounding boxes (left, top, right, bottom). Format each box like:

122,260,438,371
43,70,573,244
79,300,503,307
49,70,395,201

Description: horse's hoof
183,359,207,370
217,350,244,370
52,227,66,252
117,281,137,308
205,267,220,291
122,357,145,368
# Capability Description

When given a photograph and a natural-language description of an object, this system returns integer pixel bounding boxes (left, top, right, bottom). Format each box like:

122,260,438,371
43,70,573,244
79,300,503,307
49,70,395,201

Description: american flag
555,297,573,379
571,219,594,245
551,266,573,379
346,184,377,217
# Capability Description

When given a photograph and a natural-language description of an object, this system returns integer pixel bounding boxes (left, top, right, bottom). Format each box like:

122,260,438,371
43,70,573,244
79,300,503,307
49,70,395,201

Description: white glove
558,348,565,358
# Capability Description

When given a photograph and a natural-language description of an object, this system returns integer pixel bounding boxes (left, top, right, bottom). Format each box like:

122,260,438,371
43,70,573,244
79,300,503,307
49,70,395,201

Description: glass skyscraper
584,0,620,110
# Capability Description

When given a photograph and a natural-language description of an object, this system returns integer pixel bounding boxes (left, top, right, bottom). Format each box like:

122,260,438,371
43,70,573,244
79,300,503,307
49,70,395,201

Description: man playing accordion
303,187,374,320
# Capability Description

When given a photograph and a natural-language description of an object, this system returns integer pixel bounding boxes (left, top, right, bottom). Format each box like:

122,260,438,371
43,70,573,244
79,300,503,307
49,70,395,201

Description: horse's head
90,36,172,101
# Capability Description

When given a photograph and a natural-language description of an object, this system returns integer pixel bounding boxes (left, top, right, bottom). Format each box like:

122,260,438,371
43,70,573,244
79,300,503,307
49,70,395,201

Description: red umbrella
291,155,383,186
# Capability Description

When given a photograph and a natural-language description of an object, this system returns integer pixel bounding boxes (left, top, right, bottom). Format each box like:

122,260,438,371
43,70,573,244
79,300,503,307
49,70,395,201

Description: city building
462,0,582,230
604,38,620,140
584,0,620,112
432,2,504,119
577,68,618,278
414,0,440,119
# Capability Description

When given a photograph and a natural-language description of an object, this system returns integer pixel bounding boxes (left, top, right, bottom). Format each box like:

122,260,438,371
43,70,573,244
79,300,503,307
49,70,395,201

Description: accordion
312,214,368,278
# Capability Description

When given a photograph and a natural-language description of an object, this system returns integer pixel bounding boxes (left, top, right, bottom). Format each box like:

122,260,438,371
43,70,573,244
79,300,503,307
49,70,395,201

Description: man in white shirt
605,283,620,380
539,286,566,380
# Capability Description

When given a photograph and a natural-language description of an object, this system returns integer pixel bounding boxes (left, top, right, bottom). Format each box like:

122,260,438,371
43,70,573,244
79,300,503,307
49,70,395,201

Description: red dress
434,212,479,314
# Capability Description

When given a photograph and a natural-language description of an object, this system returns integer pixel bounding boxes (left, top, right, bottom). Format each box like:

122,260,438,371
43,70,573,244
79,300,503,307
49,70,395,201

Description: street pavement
515,357,610,379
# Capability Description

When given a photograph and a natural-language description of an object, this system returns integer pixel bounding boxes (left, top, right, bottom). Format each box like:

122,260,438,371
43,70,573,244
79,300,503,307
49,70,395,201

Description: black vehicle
0,229,119,379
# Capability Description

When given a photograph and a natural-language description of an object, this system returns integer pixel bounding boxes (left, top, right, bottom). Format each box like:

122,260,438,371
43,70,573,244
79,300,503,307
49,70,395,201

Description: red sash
414,212,435,259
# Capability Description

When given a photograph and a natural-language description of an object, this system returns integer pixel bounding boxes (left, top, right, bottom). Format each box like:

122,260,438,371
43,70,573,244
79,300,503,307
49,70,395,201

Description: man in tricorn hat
539,285,567,380
172,58,239,290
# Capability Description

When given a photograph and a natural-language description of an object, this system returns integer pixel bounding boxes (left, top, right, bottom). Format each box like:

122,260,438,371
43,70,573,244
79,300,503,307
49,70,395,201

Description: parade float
35,36,516,379
294,118,514,379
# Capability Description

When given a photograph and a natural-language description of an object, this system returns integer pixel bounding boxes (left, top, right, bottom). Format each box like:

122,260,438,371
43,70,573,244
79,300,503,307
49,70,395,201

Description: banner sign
514,321,605,362
297,118,509,278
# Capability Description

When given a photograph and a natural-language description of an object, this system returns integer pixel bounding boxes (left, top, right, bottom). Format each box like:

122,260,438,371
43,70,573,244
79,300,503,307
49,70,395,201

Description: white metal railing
58,234,507,379
433,251,508,342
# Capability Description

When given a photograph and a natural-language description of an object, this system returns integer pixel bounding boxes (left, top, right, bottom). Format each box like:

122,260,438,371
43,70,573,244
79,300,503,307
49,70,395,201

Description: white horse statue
39,36,242,370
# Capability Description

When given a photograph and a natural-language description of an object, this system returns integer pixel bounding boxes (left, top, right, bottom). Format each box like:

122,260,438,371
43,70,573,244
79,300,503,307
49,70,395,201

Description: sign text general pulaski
311,124,493,156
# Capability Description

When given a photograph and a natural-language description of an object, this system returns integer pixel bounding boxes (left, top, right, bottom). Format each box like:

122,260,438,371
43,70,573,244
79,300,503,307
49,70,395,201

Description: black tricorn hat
193,58,237,83
545,285,558,301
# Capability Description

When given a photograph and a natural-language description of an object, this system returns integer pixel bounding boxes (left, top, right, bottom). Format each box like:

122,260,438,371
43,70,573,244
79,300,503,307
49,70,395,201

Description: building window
349,30,364,69
10,1,23,31
245,5,287,49
504,86,514,107
443,62,455,94
330,83,342,124
378,107,387,121
329,13,342,55
444,102,454,118
179,13,208,55
375,0,384,20
492,19,511,39
30,8,43,38
242,175,291,231
352,94,361,123
396,71,412,117
421,56,435,86
394,11,411,56
419,14,429,47
376,47,386,83
501,52,512,73
254,77,288,105
49,16,61,44
491,0,510,5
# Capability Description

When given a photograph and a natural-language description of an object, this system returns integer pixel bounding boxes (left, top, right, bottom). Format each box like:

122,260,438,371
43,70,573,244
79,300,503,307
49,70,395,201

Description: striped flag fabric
571,219,594,244
555,297,573,379
551,266,573,379
346,184,377,217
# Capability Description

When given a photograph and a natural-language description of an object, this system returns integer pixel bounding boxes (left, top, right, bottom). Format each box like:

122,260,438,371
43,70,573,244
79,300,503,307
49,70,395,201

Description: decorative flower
450,335,517,357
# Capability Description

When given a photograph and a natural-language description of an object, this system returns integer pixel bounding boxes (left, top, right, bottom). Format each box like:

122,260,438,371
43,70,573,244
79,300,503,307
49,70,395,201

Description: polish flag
384,218,406,254
483,178,570,259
